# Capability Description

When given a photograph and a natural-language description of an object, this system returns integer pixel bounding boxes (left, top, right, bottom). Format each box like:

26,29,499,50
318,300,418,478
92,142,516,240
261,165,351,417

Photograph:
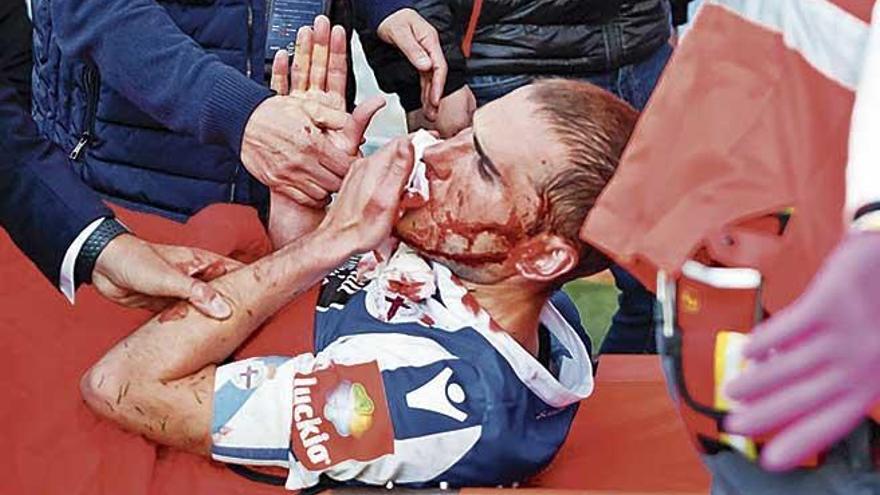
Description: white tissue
357,131,441,288
358,243,437,322
376,243,436,302
406,129,441,204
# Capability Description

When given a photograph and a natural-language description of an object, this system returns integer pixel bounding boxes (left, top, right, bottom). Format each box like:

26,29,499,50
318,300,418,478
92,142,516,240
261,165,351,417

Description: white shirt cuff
59,217,106,304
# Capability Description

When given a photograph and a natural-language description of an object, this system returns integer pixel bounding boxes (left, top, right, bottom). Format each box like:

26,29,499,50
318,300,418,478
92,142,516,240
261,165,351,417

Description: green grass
563,279,620,350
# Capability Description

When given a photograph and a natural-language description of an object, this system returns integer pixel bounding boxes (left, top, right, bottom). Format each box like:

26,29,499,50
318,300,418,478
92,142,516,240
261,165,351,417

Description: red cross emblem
385,295,411,320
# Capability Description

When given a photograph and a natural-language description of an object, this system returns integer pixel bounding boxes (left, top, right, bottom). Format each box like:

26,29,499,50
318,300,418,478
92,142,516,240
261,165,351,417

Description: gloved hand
724,230,880,472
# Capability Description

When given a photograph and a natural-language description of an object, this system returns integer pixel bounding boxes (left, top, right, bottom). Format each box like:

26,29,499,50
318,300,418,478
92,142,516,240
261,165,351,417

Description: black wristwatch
74,218,130,285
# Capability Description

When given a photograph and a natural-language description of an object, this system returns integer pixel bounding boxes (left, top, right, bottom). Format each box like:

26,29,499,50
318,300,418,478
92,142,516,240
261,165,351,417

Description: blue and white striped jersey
211,256,593,490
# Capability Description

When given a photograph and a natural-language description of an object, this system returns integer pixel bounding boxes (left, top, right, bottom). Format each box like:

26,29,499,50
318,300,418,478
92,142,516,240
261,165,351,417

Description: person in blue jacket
0,76,242,318
1,1,238,317
30,0,447,221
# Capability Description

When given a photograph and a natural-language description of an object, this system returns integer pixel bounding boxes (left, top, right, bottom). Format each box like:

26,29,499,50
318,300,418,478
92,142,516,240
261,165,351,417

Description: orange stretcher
0,204,708,495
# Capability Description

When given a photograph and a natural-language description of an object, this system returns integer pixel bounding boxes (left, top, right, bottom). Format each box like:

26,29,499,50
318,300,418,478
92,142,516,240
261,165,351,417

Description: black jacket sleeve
669,0,694,26
0,80,113,288
357,0,468,112
0,0,33,104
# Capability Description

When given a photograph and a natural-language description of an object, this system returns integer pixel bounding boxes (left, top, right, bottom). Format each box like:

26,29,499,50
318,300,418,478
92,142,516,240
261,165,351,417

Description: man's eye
475,157,494,182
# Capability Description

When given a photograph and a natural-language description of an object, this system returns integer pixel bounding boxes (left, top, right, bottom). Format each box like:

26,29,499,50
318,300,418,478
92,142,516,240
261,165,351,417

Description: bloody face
394,87,567,283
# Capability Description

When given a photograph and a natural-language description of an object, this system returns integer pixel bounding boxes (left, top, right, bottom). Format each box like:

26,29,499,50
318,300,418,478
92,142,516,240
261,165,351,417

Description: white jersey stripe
709,0,869,90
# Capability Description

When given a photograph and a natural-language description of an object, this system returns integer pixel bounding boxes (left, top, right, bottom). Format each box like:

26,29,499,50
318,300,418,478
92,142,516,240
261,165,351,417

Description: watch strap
74,218,129,285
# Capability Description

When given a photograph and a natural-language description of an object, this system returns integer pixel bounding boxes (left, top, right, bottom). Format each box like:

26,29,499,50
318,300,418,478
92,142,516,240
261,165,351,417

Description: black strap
226,466,342,494
226,464,286,486
74,218,129,285
537,325,552,371
854,202,880,221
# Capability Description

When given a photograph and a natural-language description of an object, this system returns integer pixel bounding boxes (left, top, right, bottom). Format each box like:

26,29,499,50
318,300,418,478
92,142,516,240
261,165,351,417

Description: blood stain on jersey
387,279,426,300
385,295,412,320
461,292,481,315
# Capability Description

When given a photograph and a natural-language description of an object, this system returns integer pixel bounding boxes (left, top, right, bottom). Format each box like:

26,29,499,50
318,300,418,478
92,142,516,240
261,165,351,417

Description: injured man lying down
79,21,637,491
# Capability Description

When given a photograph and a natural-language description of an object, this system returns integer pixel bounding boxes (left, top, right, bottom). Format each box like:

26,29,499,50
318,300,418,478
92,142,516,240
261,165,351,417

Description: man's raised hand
377,9,447,121
241,92,352,208
263,17,385,208
272,17,386,156
317,138,415,254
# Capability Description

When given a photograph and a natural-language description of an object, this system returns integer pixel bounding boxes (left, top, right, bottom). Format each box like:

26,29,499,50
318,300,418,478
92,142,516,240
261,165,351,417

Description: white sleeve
59,217,106,304
211,333,480,491
845,1,880,219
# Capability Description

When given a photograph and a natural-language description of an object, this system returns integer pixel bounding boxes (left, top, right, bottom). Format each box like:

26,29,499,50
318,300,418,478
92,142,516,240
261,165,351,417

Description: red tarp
1,204,707,494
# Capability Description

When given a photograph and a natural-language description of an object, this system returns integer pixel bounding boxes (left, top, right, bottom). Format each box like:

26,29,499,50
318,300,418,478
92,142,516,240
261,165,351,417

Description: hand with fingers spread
317,137,415,253
92,234,242,318
271,17,386,158
242,16,373,208
266,17,388,247
724,231,880,472
241,94,352,208
377,8,448,121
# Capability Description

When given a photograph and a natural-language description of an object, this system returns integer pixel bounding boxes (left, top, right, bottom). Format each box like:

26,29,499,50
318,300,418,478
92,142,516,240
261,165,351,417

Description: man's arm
80,228,349,454
359,0,466,115
49,0,270,153
0,78,240,318
352,0,413,31
0,81,113,287
80,138,415,454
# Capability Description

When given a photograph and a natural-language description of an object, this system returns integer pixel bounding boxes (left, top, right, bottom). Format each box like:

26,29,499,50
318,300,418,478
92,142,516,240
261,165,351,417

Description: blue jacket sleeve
49,0,272,155
0,82,113,288
354,0,413,30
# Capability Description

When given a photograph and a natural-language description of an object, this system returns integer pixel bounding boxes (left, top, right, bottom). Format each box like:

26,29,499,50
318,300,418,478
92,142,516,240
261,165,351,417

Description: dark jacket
670,0,695,26
361,0,672,111
0,0,32,104
1,2,112,288
0,79,113,287
31,0,409,221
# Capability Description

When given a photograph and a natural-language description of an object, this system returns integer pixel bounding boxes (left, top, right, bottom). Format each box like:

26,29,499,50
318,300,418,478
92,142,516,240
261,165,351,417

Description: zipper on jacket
70,65,100,161
245,1,254,78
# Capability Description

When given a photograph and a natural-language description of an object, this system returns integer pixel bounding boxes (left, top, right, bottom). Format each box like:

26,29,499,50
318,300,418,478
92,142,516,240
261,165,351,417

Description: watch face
265,0,329,60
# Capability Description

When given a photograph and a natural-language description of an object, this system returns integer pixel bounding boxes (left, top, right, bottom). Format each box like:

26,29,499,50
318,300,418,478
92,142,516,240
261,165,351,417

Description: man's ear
512,234,579,282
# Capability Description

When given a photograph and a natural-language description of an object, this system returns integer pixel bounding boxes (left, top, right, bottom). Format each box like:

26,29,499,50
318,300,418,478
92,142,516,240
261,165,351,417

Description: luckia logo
324,381,376,439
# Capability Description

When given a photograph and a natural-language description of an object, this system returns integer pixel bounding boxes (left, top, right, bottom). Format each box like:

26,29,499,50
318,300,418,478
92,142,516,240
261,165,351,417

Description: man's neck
461,278,550,356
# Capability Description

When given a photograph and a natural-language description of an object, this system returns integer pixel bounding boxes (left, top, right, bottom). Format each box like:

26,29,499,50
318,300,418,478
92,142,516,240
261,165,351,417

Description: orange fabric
582,0,874,466
461,0,483,58
531,356,709,493
583,3,862,313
